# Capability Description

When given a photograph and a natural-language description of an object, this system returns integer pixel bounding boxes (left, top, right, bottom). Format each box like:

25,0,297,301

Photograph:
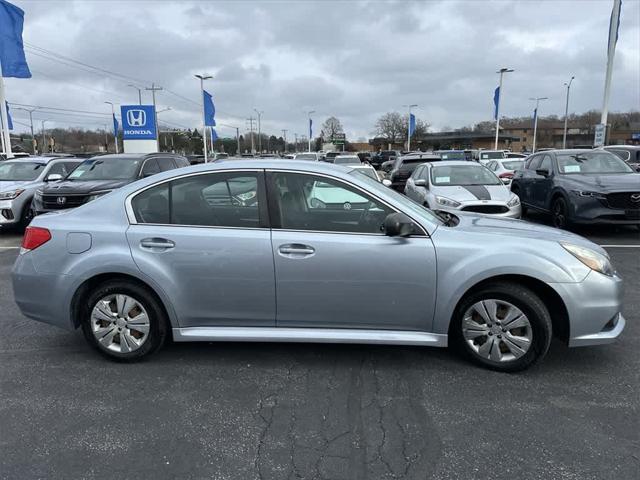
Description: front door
267,171,437,332
126,170,275,327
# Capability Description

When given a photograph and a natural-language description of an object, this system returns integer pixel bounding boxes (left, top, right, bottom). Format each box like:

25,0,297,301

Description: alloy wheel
552,199,566,228
90,294,150,353
462,299,532,363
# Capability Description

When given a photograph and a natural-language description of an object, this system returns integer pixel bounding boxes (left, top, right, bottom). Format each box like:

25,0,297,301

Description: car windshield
556,152,633,174
503,160,524,170
0,162,46,181
67,157,141,181
439,152,466,161
333,156,360,165
480,151,505,160
431,165,501,186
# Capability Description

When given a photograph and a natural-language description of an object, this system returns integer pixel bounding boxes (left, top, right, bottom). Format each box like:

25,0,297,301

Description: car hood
564,173,640,192
42,179,131,195
0,179,41,192
450,213,606,255
432,184,512,202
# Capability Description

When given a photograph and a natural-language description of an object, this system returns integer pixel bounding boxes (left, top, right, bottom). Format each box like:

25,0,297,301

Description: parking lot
1,220,638,480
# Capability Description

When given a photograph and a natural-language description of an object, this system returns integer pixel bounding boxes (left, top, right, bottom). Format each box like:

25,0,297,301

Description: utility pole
104,101,119,153
294,133,298,152
529,97,548,153
145,83,163,151
128,84,143,105
247,116,255,153
307,110,315,152
282,129,288,153
404,104,418,151
494,67,514,150
15,107,37,153
562,76,575,149
254,109,263,153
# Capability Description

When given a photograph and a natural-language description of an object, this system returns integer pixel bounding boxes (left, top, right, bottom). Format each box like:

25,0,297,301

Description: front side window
271,172,393,234
526,155,542,171
156,157,177,172
539,155,552,172
132,172,261,228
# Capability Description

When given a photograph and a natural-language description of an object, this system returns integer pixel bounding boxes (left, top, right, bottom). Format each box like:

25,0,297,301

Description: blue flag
309,118,313,138
0,0,32,78
409,113,416,137
493,86,500,120
5,100,12,129
203,90,216,127
112,113,118,137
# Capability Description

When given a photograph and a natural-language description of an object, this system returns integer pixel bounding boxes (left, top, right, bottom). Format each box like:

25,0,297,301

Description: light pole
145,83,163,152
562,76,575,149
307,110,315,152
282,129,288,153
253,109,263,153
195,74,212,162
104,101,119,153
494,67,514,150
128,84,143,105
103,124,108,151
404,104,418,151
529,97,548,153
40,119,50,154
15,107,37,153
294,133,299,152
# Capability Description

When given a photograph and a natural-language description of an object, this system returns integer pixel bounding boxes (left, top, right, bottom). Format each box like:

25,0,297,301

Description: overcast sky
5,0,640,140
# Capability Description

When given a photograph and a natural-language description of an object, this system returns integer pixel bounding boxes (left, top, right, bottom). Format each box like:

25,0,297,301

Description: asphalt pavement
0,224,639,480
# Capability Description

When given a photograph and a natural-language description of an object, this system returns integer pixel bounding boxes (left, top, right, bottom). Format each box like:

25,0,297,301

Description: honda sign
120,105,157,140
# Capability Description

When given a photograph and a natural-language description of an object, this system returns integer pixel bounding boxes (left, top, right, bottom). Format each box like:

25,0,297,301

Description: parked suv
510,149,640,228
386,153,440,192
370,150,401,169
34,153,189,215
0,156,82,229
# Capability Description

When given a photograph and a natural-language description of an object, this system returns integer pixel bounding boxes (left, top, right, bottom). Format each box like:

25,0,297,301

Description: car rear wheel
551,197,571,229
452,282,552,372
81,280,168,361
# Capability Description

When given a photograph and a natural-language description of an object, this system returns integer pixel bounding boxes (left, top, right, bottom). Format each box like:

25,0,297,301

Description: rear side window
131,172,262,228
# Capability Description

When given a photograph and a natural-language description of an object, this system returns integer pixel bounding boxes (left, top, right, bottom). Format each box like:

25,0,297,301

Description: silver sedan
12,159,624,371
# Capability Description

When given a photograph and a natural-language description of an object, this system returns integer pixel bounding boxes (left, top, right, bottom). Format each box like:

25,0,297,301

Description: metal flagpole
494,68,513,150
599,0,622,145
307,110,315,152
195,75,212,162
530,97,548,153
0,77,14,158
562,76,575,149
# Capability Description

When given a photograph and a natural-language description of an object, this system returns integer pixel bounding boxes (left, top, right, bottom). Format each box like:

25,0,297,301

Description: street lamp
104,101,119,153
253,108,263,153
128,84,143,105
494,68,514,150
562,76,575,149
307,110,315,152
403,104,418,151
529,97,548,153
195,74,213,162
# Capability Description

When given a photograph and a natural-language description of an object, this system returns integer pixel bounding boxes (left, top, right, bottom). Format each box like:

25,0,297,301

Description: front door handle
140,238,175,250
278,243,315,256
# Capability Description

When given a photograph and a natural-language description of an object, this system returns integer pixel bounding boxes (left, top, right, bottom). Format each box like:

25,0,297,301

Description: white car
294,152,321,161
478,150,507,165
484,158,526,184
404,161,521,218
332,155,361,166
350,163,382,182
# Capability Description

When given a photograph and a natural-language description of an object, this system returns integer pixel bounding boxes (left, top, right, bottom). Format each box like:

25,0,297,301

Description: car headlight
87,190,111,202
0,189,25,200
561,242,615,276
435,196,461,208
507,194,520,207
571,190,605,199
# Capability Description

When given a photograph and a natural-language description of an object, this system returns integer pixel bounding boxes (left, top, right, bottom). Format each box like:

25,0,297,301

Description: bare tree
321,116,344,141
374,112,429,143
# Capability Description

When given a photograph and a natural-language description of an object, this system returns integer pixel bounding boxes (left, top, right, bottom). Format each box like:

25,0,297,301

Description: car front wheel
452,282,552,372
81,280,168,361
551,196,571,229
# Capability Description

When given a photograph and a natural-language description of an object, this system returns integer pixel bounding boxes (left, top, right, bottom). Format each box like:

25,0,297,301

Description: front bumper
571,195,640,225
549,270,626,347
436,202,521,219
0,199,20,225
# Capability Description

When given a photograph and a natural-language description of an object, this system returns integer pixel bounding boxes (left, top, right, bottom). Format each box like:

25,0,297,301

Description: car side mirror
414,179,427,187
536,168,550,177
383,212,415,237
45,173,63,182
382,178,392,187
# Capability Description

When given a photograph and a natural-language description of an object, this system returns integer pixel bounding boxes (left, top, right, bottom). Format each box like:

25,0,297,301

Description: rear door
126,169,275,327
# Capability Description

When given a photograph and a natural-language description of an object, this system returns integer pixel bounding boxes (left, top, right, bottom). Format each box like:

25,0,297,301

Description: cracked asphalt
0,225,639,480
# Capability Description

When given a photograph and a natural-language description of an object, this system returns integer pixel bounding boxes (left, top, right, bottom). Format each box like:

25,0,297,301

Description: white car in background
332,155,361,166
294,152,321,161
478,150,507,165
350,163,382,182
404,160,521,218
484,158,526,184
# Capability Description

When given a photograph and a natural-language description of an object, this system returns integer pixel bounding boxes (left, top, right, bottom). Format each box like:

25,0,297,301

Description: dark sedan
511,149,640,229
34,153,189,214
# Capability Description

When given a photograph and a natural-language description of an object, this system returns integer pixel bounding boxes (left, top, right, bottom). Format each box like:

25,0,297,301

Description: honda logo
56,197,66,205
127,109,146,127
631,193,640,203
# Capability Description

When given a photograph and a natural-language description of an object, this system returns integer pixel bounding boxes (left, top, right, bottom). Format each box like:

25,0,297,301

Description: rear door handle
278,244,315,256
140,238,175,250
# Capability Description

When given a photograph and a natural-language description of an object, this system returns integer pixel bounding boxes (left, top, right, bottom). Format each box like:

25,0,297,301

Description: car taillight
21,226,51,252
499,172,514,178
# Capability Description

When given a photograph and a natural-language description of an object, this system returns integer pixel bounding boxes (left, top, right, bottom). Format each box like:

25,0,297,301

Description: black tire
17,199,35,231
551,196,571,229
451,282,552,372
81,280,168,362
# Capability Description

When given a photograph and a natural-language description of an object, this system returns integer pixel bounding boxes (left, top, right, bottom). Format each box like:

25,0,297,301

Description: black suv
385,153,440,192
370,150,400,169
34,153,189,214
510,149,640,229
